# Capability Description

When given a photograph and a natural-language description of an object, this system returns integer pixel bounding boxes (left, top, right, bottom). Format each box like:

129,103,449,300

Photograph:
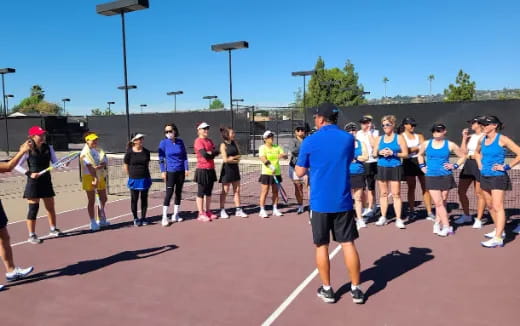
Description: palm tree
428,74,435,99
30,85,45,101
382,77,389,99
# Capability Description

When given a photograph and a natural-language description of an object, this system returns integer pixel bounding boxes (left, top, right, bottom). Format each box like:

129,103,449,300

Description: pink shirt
194,137,216,169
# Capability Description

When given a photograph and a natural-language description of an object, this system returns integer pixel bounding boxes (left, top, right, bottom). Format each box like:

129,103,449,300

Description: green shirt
259,144,284,175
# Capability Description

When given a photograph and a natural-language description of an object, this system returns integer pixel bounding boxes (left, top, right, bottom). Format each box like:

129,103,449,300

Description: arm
475,142,483,170
49,145,58,164
444,142,466,170
494,136,520,171
372,136,381,158
460,129,470,155
179,140,189,176
417,141,428,174
357,142,369,162
123,152,130,176
158,141,166,173
295,140,309,177
14,152,29,175
0,141,31,173
396,135,409,158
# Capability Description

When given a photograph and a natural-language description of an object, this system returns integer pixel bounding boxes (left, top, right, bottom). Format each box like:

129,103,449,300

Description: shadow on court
8,244,177,288
336,247,434,303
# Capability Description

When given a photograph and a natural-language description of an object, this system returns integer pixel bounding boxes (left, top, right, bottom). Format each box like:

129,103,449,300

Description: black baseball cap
344,122,358,132
402,117,417,126
359,115,373,123
467,115,483,124
479,115,502,126
431,123,447,133
314,102,339,121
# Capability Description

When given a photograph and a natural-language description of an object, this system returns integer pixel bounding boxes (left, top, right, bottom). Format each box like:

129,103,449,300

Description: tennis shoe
426,213,436,221
172,213,183,223
437,225,451,237
512,224,520,234
133,219,141,227
351,287,365,304
235,208,248,218
90,220,100,231
140,218,149,226
317,286,335,303
259,209,269,218
395,219,406,229
161,216,169,227
356,219,367,229
433,222,441,235
220,209,230,219
0,284,4,291
206,211,218,220
197,214,211,222
273,209,283,217
49,228,63,237
375,216,387,226
472,218,483,229
481,237,504,248
6,266,34,282
297,206,304,214
27,234,42,245
99,219,111,227
484,229,505,239
454,215,473,225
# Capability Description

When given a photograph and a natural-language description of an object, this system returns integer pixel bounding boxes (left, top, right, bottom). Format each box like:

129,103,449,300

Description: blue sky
2,0,519,115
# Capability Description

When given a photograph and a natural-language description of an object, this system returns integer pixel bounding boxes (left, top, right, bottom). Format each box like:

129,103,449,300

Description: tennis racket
37,151,80,176
273,175,288,204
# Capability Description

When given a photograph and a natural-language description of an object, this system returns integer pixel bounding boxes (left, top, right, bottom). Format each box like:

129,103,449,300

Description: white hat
262,130,274,139
197,122,210,129
131,133,145,142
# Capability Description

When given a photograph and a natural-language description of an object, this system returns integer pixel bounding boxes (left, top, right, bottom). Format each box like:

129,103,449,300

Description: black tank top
223,141,239,159
27,143,51,172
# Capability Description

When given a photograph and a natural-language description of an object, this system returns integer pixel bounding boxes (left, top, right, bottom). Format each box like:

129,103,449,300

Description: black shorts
310,210,358,246
376,166,402,181
403,157,424,177
425,175,457,190
350,174,365,189
480,174,512,191
363,162,377,191
197,183,214,197
0,200,8,229
459,159,480,180
258,174,282,185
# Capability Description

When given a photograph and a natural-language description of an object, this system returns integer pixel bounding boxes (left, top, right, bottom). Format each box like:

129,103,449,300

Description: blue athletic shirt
158,138,189,172
481,134,507,177
297,124,354,213
425,140,451,177
377,133,401,167
349,139,365,175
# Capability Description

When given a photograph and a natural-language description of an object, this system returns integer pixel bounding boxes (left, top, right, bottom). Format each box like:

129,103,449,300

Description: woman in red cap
15,126,62,244
193,122,219,222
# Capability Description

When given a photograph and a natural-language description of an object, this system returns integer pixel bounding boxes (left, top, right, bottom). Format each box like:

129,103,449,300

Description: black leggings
197,182,214,198
130,189,149,220
164,171,185,206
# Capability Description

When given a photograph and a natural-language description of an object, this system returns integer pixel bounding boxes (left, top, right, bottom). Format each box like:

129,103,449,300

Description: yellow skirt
82,174,107,191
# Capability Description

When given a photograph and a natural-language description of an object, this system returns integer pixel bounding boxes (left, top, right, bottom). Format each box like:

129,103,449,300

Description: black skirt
376,166,402,181
425,175,457,190
459,159,480,180
403,157,424,177
23,173,56,199
258,174,282,185
194,168,217,185
350,174,365,189
219,163,241,183
480,174,512,191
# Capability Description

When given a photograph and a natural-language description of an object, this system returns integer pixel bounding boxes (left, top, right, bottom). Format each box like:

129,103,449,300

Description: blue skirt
127,177,152,190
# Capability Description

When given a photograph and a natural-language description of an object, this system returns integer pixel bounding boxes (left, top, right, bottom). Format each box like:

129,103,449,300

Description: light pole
140,104,147,114
167,91,183,112
0,68,15,156
211,41,249,129
97,0,149,140
202,95,217,110
107,101,115,115
232,98,244,111
117,85,137,139
4,95,14,115
61,98,70,115
292,70,315,129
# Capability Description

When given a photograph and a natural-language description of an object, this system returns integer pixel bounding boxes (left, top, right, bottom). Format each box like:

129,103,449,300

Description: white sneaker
426,213,436,221
437,225,450,237
484,229,505,239
259,209,269,218
356,219,367,230
481,237,504,248
220,209,230,219
472,219,483,229
273,209,283,217
375,216,387,226
161,216,169,227
395,219,406,229
0,284,4,291
362,208,374,217
433,222,441,235
297,206,304,214
98,219,111,227
172,213,183,223
90,220,100,231
513,224,520,234
6,266,34,282
235,209,248,218
454,215,473,225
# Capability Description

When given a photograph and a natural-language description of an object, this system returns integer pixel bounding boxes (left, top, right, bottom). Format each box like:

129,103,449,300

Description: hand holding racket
37,151,80,176
273,175,288,204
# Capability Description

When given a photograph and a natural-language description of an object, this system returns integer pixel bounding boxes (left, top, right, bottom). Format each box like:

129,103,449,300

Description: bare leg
390,181,402,220
481,189,496,225
417,175,432,215
316,245,331,286
232,182,241,207
406,176,416,212
220,183,229,209
458,178,472,215
294,183,304,205
0,228,15,272
259,184,269,207
475,181,485,220
196,197,204,214
271,184,279,206
491,190,506,237
353,188,363,219
42,197,57,228
378,181,389,217
430,190,448,226
341,241,361,286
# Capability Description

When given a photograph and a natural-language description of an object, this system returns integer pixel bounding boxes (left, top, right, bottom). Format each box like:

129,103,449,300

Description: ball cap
85,133,99,141
402,117,417,126
431,123,447,132
28,126,46,136
467,115,484,124
344,122,358,132
314,102,339,121
131,133,145,142
479,115,501,125
197,122,210,129
262,130,274,139
359,114,373,123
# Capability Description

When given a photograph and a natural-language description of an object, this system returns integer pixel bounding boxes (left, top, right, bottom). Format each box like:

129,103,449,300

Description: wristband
419,163,426,168
264,160,271,167
25,171,31,177
453,163,459,169
504,164,511,171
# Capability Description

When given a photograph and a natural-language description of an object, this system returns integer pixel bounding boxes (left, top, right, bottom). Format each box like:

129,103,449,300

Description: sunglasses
295,128,305,132
381,123,393,128
201,127,210,130
164,130,174,134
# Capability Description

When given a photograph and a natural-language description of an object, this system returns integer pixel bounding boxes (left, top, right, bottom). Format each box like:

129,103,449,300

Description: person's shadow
336,247,434,303
7,244,177,288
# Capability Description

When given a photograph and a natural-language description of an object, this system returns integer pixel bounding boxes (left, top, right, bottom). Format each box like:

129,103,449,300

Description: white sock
162,206,169,218
322,285,331,291
29,232,36,237
236,207,242,212
273,205,278,211
351,284,360,291
174,205,179,215
260,206,265,211
50,226,56,231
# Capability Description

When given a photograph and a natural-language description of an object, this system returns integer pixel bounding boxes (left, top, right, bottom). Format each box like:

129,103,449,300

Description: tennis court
0,156,518,325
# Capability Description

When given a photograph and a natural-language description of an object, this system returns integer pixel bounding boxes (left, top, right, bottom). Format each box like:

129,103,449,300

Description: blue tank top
350,139,365,175
377,133,401,168
425,139,451,176
481,134,506,177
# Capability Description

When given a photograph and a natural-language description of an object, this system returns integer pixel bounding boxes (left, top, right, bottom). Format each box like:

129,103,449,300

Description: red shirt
194,137,216,169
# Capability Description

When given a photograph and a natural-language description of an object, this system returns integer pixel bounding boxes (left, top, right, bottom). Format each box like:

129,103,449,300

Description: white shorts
288,166,306,183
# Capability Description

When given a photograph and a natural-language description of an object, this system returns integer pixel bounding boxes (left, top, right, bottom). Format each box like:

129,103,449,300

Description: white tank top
356,129,379,163
467,133,483,156
403,133,420,158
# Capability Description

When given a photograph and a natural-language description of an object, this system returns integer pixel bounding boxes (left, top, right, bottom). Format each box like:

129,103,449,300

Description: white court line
261,245,342,326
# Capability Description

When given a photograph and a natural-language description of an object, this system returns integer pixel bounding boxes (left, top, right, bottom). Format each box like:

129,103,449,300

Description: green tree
91,108,103,115
428,74,435,97
11,85,62,114
305,57,367,107
444,69,476,101
209,99,225,110
30,85,45,101
383,76,389,98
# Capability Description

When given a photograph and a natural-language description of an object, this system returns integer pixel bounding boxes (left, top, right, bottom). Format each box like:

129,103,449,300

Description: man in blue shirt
295,102,364,304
